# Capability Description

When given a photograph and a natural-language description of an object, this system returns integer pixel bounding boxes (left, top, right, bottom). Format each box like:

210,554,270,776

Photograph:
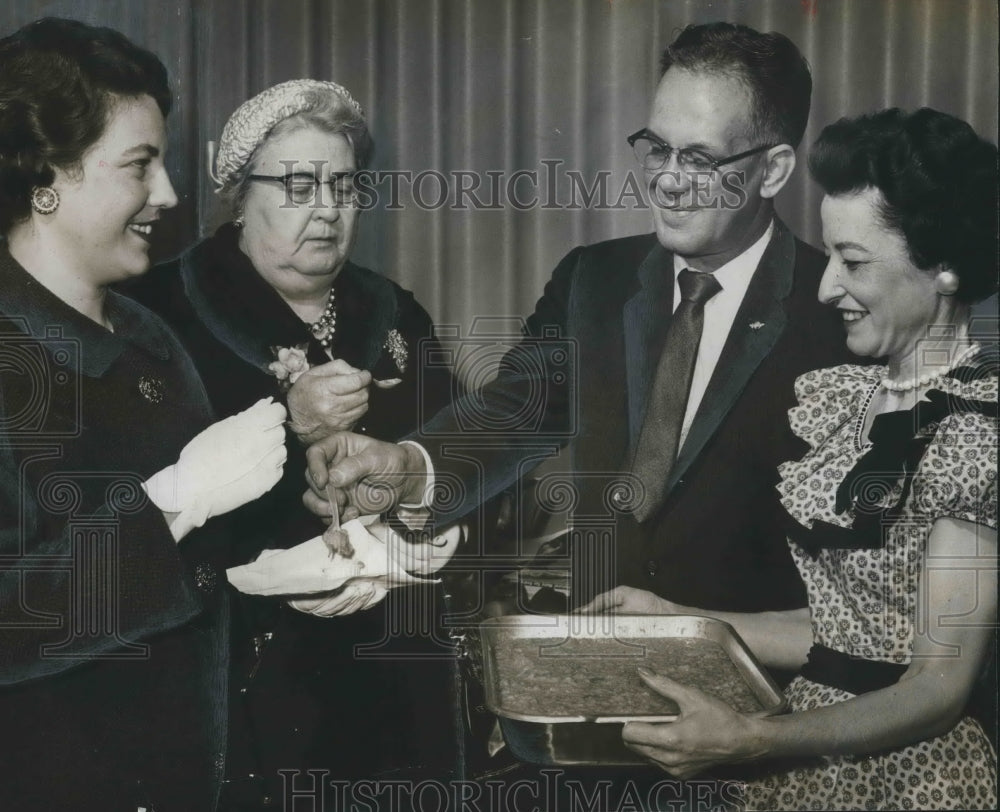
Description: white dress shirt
672,220,773,449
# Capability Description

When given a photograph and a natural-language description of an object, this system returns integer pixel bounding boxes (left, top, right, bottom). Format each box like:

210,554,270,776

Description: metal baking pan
479,614,787,765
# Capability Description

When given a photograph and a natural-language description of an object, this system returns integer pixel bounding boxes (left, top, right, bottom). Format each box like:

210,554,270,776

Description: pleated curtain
3,0,997,338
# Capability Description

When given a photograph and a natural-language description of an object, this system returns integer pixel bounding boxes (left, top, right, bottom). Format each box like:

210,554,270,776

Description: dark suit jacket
418,218,854,612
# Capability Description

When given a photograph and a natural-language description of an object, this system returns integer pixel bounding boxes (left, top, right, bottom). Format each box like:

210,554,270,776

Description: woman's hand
144,397,288,541
581,590,812,672
623,668,768,779
287,358,372,443
288,581,387,617
576,586,684,615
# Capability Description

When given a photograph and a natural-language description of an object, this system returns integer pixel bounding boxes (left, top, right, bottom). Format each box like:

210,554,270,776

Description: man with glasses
308,22,850,625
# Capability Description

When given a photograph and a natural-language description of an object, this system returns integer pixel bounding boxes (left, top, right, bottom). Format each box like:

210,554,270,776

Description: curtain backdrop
3,0,998,335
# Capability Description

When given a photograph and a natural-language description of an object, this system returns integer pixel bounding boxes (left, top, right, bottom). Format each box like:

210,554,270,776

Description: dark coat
419,219,855,611
0,247,228,812
129,224,458,566
124,224,461,804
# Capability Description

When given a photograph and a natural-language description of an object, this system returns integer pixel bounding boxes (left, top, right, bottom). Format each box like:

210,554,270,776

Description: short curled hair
809,108,998,303
223,90,374,220
0,17,171,235
660,22,812,150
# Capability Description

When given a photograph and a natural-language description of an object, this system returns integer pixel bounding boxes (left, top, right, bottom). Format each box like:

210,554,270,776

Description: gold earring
934,270,960,296
30,186,59,215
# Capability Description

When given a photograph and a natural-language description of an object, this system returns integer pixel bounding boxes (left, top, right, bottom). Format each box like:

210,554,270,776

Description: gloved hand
385,521,464,575
288,580,388,617
285,522,464,618
144,397,288,541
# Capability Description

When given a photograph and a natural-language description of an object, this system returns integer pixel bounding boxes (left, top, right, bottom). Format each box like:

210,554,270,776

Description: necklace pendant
308,288,337,348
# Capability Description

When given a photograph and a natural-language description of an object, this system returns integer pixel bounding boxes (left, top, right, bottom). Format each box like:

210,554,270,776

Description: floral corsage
268,344,310,391
267,342,405,392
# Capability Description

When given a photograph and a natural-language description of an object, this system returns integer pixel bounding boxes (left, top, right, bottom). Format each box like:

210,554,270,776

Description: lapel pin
749,321,765,331
138,375,165,404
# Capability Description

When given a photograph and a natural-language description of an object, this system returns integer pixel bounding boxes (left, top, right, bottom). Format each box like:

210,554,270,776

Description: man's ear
758,145,796,200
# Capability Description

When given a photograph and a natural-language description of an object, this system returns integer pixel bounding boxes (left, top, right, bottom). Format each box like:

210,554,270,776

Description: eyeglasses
627,128,775,173
246,171,358,206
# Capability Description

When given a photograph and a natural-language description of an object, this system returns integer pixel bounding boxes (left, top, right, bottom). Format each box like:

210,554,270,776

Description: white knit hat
209,79,364,191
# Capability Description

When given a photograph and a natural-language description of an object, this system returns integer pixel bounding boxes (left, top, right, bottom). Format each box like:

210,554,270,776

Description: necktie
630,268,722,522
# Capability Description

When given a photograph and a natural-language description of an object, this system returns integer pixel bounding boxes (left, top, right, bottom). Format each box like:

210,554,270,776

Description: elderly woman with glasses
126,80,459,803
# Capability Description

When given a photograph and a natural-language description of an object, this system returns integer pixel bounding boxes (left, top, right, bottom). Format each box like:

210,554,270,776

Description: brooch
384,329,408,374
138,376,165,403
749,321,766,331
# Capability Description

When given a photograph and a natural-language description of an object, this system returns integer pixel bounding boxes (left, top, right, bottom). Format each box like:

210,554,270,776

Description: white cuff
397,440,435,510
142,473,207,542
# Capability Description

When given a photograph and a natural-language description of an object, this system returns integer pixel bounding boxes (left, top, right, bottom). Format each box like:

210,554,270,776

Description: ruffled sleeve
912,407,998,531
786,364,881,453
776,365,883,530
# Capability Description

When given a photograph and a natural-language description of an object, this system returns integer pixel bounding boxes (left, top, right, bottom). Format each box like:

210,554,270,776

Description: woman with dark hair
586,108,997,810
125,81,461,803
0,18,286,811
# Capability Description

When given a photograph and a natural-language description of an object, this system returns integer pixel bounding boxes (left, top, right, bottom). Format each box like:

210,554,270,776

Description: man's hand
287,359,372,444
304,432,429,520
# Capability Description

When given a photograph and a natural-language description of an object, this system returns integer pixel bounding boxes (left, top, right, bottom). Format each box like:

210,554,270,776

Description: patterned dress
744,362,998,811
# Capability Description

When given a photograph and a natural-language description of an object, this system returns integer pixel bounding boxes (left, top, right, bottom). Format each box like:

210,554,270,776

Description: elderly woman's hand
287,359,372,443
623,668,769,779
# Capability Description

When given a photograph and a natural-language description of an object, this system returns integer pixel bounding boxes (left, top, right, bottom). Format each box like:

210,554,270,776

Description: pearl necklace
309,288,337,349
880,343,980,393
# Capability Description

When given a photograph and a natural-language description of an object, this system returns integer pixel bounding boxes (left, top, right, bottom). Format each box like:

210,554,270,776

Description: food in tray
495,636,763,717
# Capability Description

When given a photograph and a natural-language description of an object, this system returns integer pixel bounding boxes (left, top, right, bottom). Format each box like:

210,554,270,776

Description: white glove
385,520,464,575
288,581,389,617
144,397,288,540
226,518,465,618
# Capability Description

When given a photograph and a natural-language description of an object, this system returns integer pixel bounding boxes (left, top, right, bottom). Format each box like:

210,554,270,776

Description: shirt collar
0,245,172,377
672,220,775,290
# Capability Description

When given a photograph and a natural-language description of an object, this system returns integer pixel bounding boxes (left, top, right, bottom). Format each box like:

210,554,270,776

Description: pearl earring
934,270,960,295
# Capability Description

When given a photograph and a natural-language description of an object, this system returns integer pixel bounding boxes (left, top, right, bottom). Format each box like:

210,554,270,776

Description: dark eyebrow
280,171,355,179
120,144,159,159
680,143,719,154
642,129,719,154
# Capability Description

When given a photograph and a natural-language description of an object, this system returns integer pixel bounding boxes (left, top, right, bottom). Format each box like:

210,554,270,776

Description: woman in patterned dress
584,108,997,810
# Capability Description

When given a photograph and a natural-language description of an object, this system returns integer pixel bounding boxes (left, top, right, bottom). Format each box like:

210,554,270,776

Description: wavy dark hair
660,22,812,149
0,17,171,235
809,108,998,304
